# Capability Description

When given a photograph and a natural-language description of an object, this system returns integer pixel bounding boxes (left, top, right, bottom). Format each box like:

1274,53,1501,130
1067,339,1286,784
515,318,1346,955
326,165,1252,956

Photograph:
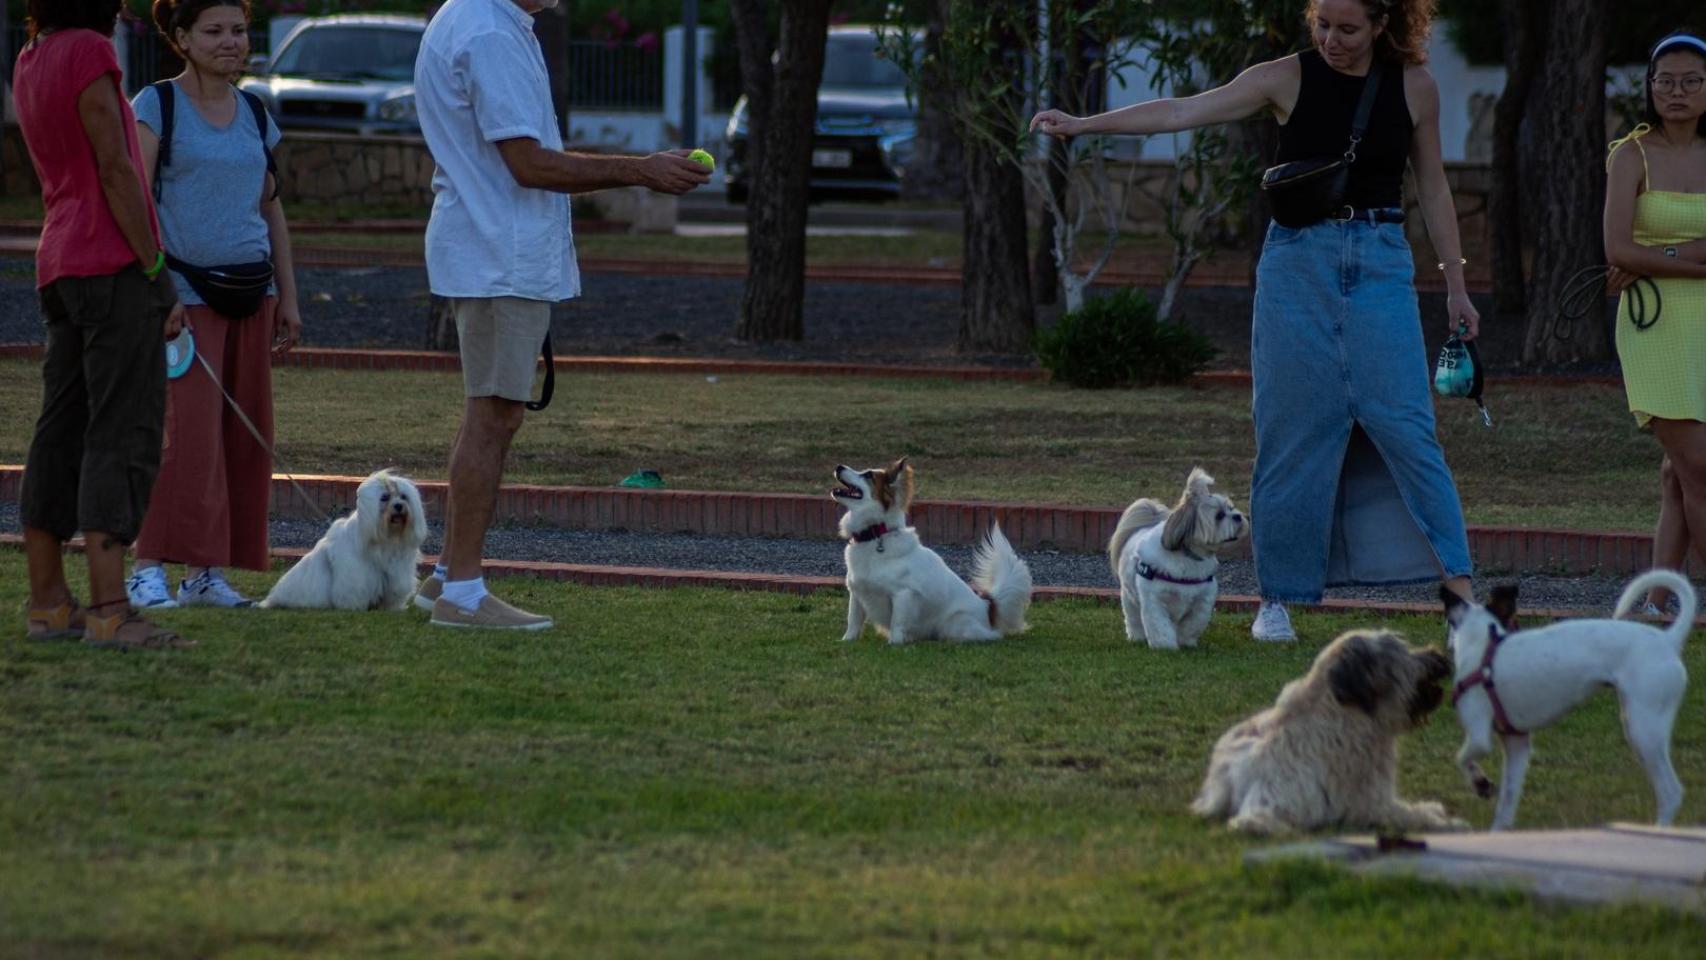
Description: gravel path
0,501,1646,613
1,256,1562,372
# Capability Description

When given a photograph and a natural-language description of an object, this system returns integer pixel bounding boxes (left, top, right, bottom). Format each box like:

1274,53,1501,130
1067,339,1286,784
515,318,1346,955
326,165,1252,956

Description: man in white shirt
413,0,709,629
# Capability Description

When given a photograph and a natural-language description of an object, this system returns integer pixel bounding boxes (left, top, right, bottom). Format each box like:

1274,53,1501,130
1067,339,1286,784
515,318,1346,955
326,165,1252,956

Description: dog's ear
1439,585,1468,626
1186,466,1215,497
1327,634,1388,715
889,458,915,512
1487,583,1520,631
1160,502,1198,552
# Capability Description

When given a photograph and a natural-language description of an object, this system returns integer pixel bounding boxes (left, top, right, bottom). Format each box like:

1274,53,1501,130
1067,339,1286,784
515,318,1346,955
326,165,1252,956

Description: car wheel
726,181,748,204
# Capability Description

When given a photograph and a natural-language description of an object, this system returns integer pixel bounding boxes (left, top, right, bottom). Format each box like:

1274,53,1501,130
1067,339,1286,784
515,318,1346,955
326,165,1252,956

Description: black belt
1330,206,1405,224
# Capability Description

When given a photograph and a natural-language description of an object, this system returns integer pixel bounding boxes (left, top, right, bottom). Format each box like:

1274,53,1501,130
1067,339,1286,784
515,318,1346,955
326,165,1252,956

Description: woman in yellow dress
1604,31,1706,611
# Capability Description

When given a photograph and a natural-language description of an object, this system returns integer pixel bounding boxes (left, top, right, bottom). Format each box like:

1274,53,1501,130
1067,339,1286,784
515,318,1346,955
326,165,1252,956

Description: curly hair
151,0,250,57
25,0,124,39
1306,0,1438,66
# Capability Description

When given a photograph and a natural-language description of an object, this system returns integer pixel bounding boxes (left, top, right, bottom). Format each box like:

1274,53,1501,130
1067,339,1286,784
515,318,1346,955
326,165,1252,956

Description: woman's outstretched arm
1030,57,1296,139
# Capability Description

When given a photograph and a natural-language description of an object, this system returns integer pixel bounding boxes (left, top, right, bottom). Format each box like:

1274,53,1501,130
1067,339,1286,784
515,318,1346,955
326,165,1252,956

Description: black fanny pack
1260,60,1384,228
166,254,274,320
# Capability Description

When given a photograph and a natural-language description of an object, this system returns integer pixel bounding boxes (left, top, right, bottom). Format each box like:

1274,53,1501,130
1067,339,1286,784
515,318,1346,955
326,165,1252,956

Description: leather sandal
82,600,194,651
26,599,86,640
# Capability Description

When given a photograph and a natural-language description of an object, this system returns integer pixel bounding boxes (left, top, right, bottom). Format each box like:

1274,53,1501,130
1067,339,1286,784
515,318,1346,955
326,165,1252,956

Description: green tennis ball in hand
688,148,716,172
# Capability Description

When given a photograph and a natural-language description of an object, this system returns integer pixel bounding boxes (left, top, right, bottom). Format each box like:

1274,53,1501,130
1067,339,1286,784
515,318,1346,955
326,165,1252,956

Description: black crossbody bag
1260,59,1384,228
151,80,279,320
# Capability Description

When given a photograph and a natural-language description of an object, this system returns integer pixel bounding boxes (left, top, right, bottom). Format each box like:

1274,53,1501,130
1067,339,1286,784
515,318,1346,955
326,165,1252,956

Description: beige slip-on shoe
412,575,442,612
429,593,553,631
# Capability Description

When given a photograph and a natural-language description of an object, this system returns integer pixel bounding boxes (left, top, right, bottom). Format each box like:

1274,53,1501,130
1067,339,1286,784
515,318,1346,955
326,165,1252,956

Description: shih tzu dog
1107,467,1247,649
1443,570,1694,830
1192,630,1464,835
263,469,427,611
832,458,1033,644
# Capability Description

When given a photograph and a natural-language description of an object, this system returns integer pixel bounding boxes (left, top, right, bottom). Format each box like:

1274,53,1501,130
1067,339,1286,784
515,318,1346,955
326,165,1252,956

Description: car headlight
378,93,416,123
879,131,916,172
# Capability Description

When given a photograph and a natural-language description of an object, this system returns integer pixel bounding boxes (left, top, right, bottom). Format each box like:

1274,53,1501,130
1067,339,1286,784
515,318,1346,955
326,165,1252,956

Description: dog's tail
973,522,1033,635
1108,498,1169,581
1613,569,1697,651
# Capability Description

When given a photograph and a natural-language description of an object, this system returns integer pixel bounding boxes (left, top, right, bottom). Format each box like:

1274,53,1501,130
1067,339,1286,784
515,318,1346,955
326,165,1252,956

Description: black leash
1555,265,1661,344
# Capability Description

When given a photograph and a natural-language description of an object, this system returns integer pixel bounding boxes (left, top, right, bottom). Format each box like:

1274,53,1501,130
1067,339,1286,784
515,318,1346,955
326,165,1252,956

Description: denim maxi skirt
1249,215,1473,603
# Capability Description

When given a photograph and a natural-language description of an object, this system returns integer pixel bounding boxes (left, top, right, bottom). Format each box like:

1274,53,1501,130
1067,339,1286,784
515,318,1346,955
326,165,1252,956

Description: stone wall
273,132,437,208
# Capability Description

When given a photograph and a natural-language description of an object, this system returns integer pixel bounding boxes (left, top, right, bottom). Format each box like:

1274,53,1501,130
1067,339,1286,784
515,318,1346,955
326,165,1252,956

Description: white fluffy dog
833,459,1032,644
1192,630,1464,835
262,469,427,611
1442,570,1695,830
1107,467,1248,650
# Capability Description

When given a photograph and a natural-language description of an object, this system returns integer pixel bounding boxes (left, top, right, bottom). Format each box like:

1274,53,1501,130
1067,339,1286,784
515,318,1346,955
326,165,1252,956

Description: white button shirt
415,0,579,301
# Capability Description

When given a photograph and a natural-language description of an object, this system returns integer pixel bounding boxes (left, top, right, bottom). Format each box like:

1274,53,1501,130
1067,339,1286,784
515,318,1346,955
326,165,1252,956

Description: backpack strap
149,79,175,203
240,89,281,202
151,82,280,203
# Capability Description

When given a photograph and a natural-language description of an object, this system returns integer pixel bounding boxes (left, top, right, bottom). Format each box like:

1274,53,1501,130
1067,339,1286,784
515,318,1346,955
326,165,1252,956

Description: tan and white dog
1442,570,1694,830
263,469,427,611
1192,630,1464,835
1107,468,1247,650
832,459,1032,645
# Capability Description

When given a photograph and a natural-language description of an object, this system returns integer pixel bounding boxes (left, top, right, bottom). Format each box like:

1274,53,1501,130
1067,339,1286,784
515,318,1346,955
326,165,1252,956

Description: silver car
239,14,425,135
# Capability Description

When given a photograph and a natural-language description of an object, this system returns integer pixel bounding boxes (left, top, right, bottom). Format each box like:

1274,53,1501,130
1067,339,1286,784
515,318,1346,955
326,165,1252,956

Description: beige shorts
453,296,552,401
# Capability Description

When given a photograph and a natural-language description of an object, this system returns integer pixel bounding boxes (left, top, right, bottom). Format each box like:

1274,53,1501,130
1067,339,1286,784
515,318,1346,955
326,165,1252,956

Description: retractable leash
1434,322,1492,427
168,325,335,525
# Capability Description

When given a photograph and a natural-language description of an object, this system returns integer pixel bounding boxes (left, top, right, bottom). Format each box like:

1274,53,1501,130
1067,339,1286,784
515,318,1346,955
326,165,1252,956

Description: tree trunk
1521,0,1612,365
901,4,963,202
1489,0,1543,321
961,134,1035,353
1033,137,1069,306
426,294,458,351
729,0,832,342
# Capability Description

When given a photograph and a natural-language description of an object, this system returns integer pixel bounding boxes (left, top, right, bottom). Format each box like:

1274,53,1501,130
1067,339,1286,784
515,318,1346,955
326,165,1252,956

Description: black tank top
1274,50,1411,210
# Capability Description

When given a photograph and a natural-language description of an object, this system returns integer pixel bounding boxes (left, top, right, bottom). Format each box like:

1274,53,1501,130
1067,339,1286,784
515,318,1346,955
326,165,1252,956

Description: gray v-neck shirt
132,82,281,305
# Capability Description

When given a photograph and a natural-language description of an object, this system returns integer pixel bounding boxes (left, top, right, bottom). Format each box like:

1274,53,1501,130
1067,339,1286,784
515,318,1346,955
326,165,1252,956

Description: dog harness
849,522,891,551
1135,560,1214,586
1450,624,1525,736
972,589,999,627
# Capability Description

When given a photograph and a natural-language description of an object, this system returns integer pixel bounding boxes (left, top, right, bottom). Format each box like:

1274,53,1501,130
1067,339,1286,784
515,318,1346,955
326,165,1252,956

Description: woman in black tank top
1032,0,1478,647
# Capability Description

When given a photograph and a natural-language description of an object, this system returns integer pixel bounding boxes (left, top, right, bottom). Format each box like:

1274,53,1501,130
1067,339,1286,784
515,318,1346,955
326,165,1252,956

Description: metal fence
566,38,662,111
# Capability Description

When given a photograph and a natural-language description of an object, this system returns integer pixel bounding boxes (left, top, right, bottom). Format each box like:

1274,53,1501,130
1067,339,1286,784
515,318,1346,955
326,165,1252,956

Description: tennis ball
688,148,716,172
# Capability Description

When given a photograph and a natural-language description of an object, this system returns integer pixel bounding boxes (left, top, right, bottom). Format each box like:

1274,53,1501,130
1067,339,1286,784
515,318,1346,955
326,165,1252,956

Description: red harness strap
1450,624,1525,736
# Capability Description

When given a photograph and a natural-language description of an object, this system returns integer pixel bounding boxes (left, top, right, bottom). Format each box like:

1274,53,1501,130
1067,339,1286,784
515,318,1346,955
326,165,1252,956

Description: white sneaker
125,566,179,609
1251,601,1297,642
178,569,254,608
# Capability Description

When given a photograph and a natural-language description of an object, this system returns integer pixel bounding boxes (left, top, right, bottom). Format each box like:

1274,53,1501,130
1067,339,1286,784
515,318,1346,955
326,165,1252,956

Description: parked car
723,25,918,202
239,14,426,136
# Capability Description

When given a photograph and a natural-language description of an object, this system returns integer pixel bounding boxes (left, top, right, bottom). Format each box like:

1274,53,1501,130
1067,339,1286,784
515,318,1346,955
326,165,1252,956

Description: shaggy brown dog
1192,630,1465,835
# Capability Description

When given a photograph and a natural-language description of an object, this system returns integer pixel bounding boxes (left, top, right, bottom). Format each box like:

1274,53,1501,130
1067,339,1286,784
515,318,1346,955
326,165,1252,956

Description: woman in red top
16,0,191,649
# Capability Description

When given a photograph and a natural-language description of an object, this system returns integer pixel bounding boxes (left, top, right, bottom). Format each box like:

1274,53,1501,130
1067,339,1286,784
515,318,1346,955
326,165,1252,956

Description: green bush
1035,288,1218,388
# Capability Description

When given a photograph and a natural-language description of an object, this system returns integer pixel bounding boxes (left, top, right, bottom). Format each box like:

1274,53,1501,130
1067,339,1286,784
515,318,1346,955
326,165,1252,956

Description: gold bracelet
1437,257,1467,271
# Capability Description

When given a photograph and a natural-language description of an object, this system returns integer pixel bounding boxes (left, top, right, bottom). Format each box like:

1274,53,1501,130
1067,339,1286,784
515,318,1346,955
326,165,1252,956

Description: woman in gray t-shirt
126,0,302,610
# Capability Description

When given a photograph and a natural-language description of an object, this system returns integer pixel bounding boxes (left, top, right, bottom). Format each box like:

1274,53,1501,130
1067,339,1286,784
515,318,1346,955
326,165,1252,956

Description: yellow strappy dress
1610,127,1706,428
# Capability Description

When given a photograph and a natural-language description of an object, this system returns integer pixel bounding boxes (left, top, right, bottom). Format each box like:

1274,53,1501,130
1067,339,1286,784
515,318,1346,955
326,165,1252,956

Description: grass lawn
0,362,1663,531
3,549,1704,957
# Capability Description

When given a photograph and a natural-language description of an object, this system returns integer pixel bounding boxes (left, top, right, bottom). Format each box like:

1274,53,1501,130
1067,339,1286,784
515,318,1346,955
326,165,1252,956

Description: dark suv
723,25,917,202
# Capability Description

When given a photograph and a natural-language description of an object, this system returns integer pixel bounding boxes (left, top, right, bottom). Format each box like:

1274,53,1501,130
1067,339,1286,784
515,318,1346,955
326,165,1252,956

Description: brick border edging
0,467,1660,577
0,535,1655,624
0,343,1624,389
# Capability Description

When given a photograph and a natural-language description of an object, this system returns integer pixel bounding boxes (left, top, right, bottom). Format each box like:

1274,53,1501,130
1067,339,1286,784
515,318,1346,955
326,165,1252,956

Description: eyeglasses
1652,74,1706,95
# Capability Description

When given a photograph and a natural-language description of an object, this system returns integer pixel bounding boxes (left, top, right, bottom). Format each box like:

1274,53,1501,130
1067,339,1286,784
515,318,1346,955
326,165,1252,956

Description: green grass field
3,550,1704,956
0,361,1665,531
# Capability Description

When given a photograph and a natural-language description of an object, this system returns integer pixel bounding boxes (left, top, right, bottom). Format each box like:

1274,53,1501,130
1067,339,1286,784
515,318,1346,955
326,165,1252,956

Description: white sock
432,562,448,581
441,577,488,612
